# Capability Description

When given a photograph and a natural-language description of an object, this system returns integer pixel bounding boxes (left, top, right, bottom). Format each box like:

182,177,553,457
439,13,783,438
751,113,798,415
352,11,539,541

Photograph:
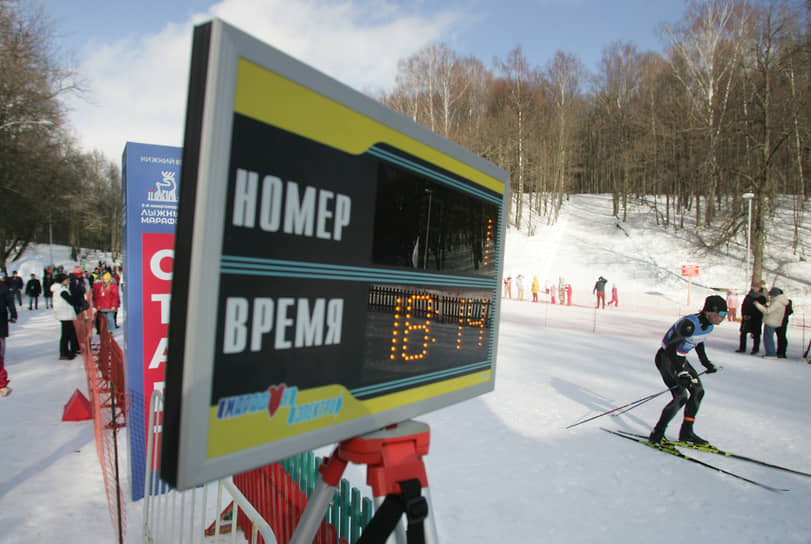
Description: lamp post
742,192,754,285
423,188,432,269
49,213,54,268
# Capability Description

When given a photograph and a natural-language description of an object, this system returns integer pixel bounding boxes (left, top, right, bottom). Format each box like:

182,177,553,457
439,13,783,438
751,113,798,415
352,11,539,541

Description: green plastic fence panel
339,479,350,540
295,454,303,490
307,452,317,495
361,497,373,527
330,491,341,530
277,451,375,543
302,452,311,494
350,488,362,543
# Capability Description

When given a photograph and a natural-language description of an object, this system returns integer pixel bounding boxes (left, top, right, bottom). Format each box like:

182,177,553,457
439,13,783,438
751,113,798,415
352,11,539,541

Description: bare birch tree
544,50,585,223
665,0,750,226
496,47,533,230
595,42,644,221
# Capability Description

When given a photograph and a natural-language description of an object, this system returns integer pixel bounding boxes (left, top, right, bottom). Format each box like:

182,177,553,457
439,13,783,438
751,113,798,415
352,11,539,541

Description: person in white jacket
753,287,789,360
51,274,79,360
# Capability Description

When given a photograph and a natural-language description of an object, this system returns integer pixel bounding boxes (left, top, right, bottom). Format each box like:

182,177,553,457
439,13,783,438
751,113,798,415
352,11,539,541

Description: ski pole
611,390,669,416
566,369,714,429
611,368,717,418
611,366,708,417
565,388,676,429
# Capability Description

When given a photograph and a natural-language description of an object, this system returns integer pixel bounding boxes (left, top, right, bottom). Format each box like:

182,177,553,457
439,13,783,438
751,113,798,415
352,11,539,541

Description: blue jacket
660,313,714,368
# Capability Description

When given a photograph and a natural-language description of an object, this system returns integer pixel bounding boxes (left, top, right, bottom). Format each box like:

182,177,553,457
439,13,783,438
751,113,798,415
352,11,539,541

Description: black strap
356,478,428,544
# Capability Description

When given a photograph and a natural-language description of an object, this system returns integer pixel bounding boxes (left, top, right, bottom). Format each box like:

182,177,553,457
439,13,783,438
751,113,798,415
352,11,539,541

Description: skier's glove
703,362,718,374
677,370,696,387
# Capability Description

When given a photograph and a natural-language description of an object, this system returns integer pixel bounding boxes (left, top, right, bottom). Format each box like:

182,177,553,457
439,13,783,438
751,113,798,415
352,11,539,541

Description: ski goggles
717,311,728,317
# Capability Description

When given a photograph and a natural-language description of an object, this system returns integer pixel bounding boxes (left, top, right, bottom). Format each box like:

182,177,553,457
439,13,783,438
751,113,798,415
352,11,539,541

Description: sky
32,0,688,165
2,194,811,542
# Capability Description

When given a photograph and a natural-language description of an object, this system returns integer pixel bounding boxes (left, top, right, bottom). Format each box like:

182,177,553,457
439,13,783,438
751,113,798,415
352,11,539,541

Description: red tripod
290,420,438,544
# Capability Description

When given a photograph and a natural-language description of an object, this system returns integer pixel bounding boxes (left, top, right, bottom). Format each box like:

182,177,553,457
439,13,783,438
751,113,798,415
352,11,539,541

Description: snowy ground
1,194,810,543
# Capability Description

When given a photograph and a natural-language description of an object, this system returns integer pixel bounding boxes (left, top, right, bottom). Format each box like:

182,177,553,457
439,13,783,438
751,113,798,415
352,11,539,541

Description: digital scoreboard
161,19,509,489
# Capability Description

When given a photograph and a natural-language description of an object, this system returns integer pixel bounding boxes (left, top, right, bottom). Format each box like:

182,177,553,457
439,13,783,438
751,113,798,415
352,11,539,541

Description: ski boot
648,425,666,445
679,422,708,445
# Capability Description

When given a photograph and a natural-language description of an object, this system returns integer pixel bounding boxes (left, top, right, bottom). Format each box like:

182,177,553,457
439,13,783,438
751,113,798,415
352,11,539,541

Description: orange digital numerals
390,295,436,361
457,298,488,350
389,295,489,361
483,218,494,267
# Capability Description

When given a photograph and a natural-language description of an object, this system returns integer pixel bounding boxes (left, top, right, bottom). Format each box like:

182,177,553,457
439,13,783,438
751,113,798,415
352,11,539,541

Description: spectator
503,276,512,299
0,273,18,397
549,283,557,305
737,281,767,355
7,271,23,307
776,293,793,360
92,272,120,333
69,265,88,316
42,269,54,309
515,274,525,300
593,276,607,309
52,273,79,360
115,267,123,295
725,290,739,321
25,273,42,310
531,275,539,302
754,287,789,360
607,284,619,307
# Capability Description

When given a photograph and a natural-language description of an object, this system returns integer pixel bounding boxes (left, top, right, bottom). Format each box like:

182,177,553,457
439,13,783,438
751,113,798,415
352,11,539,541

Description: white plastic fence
143,390,276,544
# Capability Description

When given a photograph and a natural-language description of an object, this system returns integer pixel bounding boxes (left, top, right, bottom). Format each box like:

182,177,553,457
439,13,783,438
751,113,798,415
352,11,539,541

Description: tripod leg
373,495,407,544
421,486,439,544
369,485,439,544
290,448,347,544
289,478,338,544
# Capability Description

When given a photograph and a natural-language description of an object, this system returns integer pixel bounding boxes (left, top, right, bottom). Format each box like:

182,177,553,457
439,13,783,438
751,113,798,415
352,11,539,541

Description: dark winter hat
54,273,68,284
769,287,783,296
703,294,728,313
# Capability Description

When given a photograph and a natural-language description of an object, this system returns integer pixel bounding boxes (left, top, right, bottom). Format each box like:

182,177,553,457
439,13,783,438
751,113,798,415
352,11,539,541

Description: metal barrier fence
143,390,373,544
143,390,275,543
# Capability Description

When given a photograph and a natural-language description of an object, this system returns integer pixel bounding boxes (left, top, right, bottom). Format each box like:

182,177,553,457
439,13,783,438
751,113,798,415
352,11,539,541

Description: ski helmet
703,294,727,313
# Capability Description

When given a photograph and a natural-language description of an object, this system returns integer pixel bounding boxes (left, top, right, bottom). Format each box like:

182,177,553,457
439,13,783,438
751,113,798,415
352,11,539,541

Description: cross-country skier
648,294,727,445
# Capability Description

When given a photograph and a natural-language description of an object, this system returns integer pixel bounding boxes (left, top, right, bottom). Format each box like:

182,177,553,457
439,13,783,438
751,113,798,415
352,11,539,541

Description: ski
612,429,811,479
602,428,788,492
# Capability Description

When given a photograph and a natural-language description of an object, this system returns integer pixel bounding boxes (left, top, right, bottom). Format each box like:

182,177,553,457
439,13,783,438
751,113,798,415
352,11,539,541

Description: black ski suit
652,313,716,435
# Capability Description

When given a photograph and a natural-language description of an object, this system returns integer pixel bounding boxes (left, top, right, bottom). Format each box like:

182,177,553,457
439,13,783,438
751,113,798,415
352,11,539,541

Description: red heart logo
267,384,286,418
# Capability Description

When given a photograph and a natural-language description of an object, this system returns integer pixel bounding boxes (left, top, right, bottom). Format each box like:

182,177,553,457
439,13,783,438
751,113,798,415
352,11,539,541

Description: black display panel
372,147,497,277
212,114,498,403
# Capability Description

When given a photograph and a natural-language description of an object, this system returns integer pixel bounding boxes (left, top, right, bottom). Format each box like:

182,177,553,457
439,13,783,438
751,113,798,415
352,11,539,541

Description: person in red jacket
92,272,120,333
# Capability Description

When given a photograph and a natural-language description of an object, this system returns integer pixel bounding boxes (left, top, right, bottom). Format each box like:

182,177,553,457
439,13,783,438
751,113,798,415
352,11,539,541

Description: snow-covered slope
2,194,810,543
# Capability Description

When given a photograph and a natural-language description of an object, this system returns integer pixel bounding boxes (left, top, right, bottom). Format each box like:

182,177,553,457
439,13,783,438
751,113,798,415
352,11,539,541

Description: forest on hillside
378,0,809,283
1,0,808,286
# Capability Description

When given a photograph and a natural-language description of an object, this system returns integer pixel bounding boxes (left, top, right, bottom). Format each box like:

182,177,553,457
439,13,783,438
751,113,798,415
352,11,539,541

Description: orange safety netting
75,309,129,544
